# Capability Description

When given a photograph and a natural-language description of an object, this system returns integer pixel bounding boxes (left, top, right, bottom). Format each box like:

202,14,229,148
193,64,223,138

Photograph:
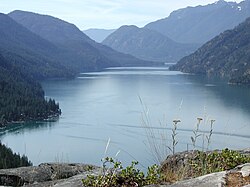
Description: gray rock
145,171,226,187
26,170,101,187
236,163,250,177
167,171,226,187
0,163,99,186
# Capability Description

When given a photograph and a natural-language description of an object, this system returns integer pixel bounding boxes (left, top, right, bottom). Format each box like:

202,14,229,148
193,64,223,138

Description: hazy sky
0,0,243,30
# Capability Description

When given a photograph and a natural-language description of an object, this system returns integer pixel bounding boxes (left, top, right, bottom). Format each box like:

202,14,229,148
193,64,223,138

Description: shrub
189,148,250,177
82,157,163,187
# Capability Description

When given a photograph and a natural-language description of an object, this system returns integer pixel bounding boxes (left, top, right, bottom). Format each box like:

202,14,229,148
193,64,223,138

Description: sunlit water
0,67,250,169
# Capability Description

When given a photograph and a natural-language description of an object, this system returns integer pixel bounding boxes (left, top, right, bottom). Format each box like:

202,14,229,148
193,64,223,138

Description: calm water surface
1,67,250,168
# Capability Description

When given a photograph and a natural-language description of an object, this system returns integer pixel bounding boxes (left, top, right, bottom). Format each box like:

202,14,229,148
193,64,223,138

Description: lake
0,67,250,169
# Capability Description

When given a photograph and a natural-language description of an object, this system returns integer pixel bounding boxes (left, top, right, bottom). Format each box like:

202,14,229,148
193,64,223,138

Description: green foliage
82,157,163,187
0,142,32,169
190,148,250,177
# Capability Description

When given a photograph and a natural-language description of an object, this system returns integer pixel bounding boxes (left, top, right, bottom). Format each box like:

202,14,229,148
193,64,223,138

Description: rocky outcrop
154,148,250,187
0,163,100,186
160,148,250,181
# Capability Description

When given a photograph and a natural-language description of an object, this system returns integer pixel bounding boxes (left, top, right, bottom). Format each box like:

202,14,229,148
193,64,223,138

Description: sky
0,0,243,30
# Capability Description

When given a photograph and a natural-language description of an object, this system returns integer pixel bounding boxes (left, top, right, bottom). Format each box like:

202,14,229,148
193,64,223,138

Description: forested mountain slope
170,17,250,85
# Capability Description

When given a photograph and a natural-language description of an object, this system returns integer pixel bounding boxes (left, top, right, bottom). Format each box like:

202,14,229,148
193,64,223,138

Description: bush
82,157,163,187
190,148,250,177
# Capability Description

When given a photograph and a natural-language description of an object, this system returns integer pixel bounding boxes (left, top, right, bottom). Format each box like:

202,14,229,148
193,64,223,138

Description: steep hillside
170,17,250,85
102,25,198,63
145,0,250,44
9,10,155,68
83,28,116,43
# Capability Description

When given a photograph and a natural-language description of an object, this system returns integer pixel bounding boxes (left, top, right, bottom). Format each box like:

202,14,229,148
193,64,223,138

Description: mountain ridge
102,25,199,63
9,10,157,69
145,0,250,44
102,0,250,63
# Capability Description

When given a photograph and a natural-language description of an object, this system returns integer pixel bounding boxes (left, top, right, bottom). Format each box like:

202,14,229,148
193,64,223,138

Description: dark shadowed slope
103,25,198,63
170,17,250,85
145,0,250,44
0,13,74,79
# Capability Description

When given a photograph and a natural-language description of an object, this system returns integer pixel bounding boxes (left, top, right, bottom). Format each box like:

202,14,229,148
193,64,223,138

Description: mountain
145,0,250,44
9,10,155,68
0,13,75,79
170,17,250,85
102,25,198,63
83,28,116,43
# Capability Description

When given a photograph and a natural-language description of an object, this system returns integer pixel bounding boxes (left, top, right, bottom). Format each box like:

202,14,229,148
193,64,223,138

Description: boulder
0,163,100,186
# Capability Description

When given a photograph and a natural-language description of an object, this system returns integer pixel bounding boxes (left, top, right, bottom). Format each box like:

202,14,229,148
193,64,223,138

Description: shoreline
0,113,61,129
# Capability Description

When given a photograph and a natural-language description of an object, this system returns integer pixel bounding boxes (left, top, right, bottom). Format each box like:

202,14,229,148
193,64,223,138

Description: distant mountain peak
118,25,139,31
215,0,226,4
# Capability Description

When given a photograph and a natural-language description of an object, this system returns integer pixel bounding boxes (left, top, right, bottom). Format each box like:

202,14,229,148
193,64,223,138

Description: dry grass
160,166,192,184
139,96,170,164
225,172,250,187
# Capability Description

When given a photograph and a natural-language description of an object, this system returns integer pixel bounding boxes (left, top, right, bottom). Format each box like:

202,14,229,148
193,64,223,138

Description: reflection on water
186,75,250,117
0,67,250,168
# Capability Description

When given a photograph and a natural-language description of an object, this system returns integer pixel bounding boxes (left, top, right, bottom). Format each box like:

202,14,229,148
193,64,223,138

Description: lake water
0,67,250,169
